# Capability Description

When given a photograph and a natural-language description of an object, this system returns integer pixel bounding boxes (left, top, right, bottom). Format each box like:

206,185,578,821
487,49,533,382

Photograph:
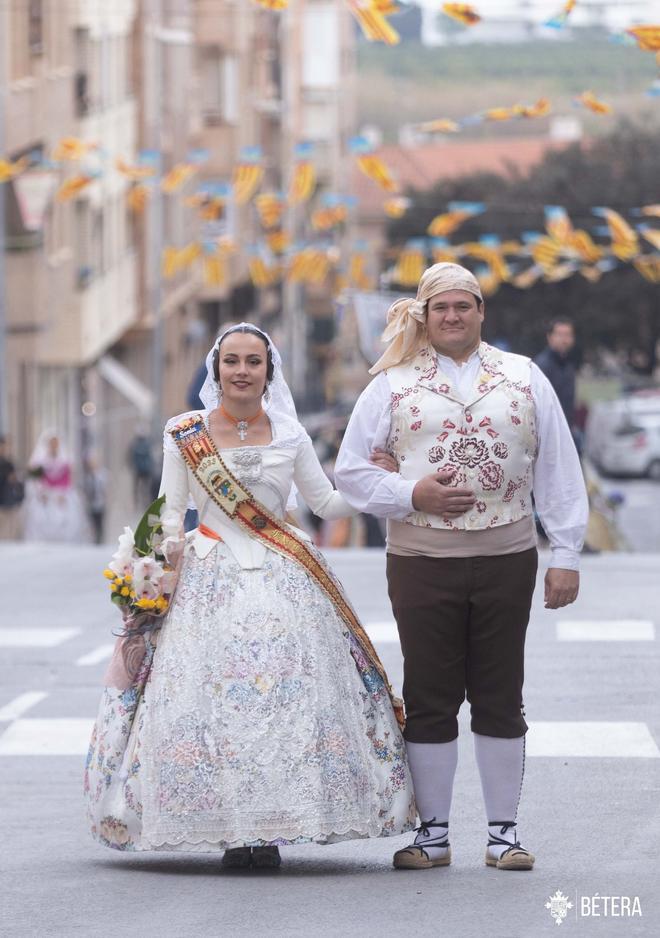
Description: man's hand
412,470,476,518
544,568,579,609
370,447,399,473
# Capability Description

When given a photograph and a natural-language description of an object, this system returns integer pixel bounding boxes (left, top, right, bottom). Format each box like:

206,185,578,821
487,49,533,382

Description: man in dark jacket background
534,318,577,431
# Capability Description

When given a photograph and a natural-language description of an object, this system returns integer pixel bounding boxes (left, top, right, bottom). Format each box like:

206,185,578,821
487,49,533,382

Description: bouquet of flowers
102,495,185,690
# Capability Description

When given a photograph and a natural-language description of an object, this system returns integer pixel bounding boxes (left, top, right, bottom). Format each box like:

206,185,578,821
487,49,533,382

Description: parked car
586,392,660,480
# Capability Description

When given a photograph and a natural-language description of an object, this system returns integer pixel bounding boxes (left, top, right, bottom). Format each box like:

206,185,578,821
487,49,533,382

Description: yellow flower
135,597,156,610
113,577,124,587
123,574,132,584
155,596,169,612
103,568,115,580
120,587,130,597
129,590,136,599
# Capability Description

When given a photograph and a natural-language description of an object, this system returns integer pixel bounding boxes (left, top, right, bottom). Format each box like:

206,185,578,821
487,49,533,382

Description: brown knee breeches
386,549,538,743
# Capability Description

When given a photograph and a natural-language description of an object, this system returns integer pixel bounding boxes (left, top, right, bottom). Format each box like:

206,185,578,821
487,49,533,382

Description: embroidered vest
386,342,537,531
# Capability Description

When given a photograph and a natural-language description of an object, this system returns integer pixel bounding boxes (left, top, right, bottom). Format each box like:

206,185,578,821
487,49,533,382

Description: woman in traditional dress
85,323,415,867
23,430,89,543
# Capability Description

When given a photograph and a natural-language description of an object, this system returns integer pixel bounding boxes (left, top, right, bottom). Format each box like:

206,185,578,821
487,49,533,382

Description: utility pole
0,16,8,436
146,0,165,445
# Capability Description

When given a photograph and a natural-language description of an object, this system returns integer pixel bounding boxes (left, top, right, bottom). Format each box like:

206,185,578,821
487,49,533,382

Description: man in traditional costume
335,263,588,871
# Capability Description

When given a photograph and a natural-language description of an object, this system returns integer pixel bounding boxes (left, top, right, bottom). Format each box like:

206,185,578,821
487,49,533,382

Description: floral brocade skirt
84,542,415,852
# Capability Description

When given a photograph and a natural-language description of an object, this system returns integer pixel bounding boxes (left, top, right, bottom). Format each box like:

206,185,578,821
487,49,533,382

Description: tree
385,121,660,370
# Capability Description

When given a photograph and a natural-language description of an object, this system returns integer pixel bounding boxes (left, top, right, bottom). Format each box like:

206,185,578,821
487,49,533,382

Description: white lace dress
85,411,415,851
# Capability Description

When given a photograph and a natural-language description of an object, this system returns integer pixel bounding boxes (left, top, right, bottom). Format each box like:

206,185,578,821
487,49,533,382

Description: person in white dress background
23,430,89,543
85,323,415,868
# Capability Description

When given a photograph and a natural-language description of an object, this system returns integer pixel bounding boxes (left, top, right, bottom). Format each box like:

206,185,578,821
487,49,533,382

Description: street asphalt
1,543,658,938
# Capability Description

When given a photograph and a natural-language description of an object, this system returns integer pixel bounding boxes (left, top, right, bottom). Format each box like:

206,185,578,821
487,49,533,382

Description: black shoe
251,846,281,868
221,847,252,868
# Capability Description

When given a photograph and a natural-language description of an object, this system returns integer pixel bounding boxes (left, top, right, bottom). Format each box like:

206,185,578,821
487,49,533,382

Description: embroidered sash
170,414,404,729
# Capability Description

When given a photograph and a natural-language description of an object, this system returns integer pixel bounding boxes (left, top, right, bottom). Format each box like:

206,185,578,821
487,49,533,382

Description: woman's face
218,332,269,408
47,436,60,458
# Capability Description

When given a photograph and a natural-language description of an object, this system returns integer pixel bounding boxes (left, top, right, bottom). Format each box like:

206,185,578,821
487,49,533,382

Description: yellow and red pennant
575,91,613,115
356,153,398,193
162,163,196,194
255,192,286,228
55,174,94,201
441,4,481,26
288,161,316,204
347,0,401,45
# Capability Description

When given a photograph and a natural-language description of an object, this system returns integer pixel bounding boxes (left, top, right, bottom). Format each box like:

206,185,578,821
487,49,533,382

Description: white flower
160,508,182,540
109,527,135,575
132,556,165,600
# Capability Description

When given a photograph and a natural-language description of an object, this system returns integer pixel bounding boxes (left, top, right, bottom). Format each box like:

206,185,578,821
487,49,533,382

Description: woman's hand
370,448,399,473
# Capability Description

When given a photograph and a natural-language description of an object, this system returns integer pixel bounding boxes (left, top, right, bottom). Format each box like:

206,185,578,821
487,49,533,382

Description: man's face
426,290,484,359
547,323,575,356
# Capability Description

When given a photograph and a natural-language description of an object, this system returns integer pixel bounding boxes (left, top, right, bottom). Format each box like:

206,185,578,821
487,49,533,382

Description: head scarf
369,262,483,374
198,322,307,450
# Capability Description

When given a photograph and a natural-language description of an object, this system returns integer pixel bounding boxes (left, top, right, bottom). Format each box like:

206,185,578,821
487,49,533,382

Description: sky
416,0,660,29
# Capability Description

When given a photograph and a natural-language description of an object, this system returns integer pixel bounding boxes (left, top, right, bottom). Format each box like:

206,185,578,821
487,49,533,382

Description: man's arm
334,374,417,519
531,363,588,608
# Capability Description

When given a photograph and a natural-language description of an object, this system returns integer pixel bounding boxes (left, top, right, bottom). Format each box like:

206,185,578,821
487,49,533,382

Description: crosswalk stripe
0,718,94,756
557,620,655,642
0,627,81,648
526,721,660,758
76,644,115,666
365,621,398,643
0,692,48,722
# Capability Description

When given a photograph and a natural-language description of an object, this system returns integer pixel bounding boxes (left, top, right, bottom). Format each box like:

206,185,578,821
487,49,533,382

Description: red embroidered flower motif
503,478,521,503
436,463,461,486
410,405,420,417
410,420,422,431
428,445,445,464
479,460,504,491
449,437,488,468
436,383,450,394
475,500,487,513
511,415,521,425
492,442,509,460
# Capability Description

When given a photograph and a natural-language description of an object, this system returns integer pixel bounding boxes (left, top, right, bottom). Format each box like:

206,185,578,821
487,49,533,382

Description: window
10,0,30,79
28,0,44,56
201,49,238,125
74,28,91,116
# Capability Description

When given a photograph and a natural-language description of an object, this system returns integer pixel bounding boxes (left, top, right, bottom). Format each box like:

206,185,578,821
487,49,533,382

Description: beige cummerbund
387,515,537,558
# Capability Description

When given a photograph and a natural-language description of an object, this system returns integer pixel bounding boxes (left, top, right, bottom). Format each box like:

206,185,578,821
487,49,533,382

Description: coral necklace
220,404,263,442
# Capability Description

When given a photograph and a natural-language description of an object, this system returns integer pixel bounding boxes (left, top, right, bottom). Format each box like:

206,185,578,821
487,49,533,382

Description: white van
586,393,660,480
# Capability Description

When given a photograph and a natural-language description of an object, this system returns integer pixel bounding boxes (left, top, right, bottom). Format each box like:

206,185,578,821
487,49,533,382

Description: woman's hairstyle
212,324,275,385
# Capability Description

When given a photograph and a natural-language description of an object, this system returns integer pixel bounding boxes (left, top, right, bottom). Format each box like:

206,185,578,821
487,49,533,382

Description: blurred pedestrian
533,318,577,430
23,430,89,542
336,262,588,872
0,435,23,540
128,428,154,509
84,453,108,545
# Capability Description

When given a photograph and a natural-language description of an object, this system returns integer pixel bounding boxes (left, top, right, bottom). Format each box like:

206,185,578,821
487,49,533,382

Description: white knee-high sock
473,733,526,859
406,740,458,858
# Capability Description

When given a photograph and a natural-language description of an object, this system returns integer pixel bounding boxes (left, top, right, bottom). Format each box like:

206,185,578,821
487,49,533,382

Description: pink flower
410,420,422,431
492,442,509,459
479,461,504,491
428,445,445,464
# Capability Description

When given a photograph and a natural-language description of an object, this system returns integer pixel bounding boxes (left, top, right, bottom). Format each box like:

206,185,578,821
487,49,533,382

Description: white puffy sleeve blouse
158,410,356,570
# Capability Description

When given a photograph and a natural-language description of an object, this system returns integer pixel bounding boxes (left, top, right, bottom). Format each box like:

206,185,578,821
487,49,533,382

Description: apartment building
1,0,138,475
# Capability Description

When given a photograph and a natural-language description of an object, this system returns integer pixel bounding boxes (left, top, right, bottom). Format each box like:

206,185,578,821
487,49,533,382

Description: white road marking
0,627,81,648
76,643,115,666
0,692,48,722
526,721,660,758
365,621,399,643
0,718,94,756
557,620,655,642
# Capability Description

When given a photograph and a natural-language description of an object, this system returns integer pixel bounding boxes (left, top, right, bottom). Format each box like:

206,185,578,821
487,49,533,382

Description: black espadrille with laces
393,818,452,869
485,821,535,870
